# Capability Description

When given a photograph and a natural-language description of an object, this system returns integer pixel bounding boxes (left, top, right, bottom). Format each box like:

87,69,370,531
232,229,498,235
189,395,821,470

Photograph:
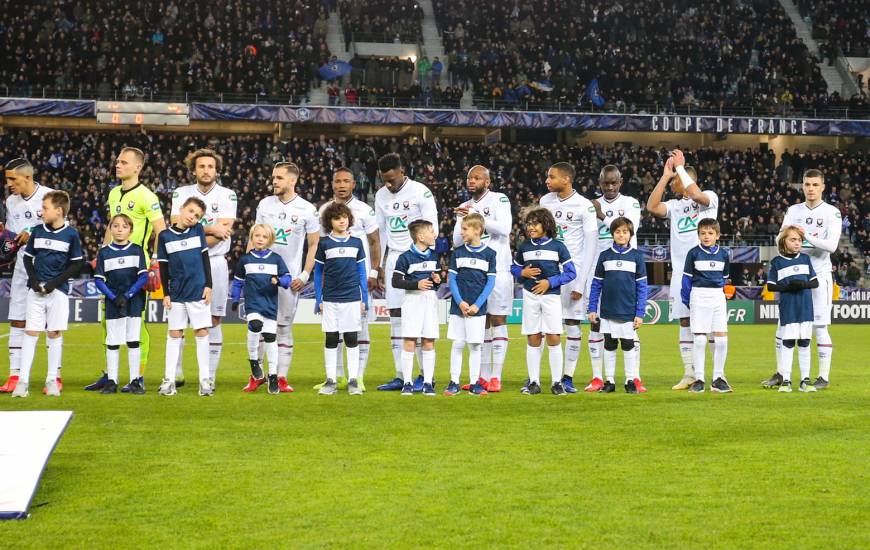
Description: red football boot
242,375,266,392
461,377,488,391
584,377,604,392
277,376,295,393
634,378,648,393
0,375,19,393
487,377,502,392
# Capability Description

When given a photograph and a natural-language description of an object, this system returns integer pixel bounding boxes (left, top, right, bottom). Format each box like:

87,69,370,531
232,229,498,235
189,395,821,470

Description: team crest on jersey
278,212,287,220
25,211,32,219
793,266,799,272
258,264,264,271
606,210,613,217
339,248,345,254
618,209,625,216
291,215,299,223
805,217,813,224
119,258,125,265
403,201,410,210
483,207,490,216
127,201,135,210
392,202,400,210
566,212,574,220
45,239,52,246
470,259,477,265
683,207,690,213
535,251,541,257
691,202,698,209
554,211,562,219
816,219,823,227
709,261,716,268
616,260,623,267
211,202,219,212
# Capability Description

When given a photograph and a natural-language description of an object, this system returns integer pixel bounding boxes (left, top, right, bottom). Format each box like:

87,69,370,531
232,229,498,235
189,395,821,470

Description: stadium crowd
338,0,423,45
432,0,864,115
0,0,332,102
2,130,867,283
796,0,869,57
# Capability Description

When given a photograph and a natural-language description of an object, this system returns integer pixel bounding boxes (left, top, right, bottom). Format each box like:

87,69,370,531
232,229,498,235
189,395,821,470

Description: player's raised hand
520,264,541,279
531,279,550,295
202,287,212,304
662,155,675,179
671,149,685,167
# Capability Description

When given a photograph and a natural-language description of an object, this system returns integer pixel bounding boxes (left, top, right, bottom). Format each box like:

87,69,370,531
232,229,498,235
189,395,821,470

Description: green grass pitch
2,323,868,548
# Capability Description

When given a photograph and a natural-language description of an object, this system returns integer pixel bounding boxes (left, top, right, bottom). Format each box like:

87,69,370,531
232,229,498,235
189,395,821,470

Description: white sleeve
306,206,321,235
255,203,264,224
375,202,387,260
452,217,464,247
780,206,796,232
364,209,378,235
576,211,599,293
420,187,439,229
629,199,642,232
170,189,182,217
485,195,513,238
663,199,677,217
804,209,842,253
223,190,238,219
703,190,718,212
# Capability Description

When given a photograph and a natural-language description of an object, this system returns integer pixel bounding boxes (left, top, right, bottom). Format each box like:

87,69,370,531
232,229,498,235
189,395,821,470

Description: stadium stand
2,130,866,275
0,0,331,102
338,0,424,44
796,0,869,57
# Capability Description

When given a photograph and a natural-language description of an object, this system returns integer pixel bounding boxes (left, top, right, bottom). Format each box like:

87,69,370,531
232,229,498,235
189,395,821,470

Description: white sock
692,334,707,382
450,340,464,383
421,349,435,384
400,349,414,383
798,343,812,380
526,344,542,384
247,330,260,361
208,325,222,379
346,343,360,381
604,347,616,383
623,345,638,381
324,346,337,381
258,336,265,365
547,343,563,386
46,336,62,380
176,335,184,379
358,321,371,377
390,317,402,377
8,326,24,376
634,339,641,378
164,336,182,381
713,336,727,380
563,324,581,377
19,334,38,385
265,340,278,375
774,326,783,375
815,326,833,380
128,345,141,383
680,326,694,377
480,328,492,380
107,347,120,383
277,325,293,378
468,343,482,384
490,324,508,379
195,334,210,382
415,340,423,376
335,339,345,379
779,343,794,382
588,330,603,379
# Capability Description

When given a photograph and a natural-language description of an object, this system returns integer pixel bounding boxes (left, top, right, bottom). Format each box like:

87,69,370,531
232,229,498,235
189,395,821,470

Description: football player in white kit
254,162,320,392
539,162,598,394
171,149,237,390
315,167,381,391
451,165,513,392
646,150,719,390
762,169,841,390
373,153,439,391
585,165,643,392
0,159,53,394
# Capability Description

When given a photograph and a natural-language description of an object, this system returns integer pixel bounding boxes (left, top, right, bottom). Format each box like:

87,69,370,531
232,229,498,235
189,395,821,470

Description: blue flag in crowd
530,80,554,92
318,61,352,81
585,78,605,107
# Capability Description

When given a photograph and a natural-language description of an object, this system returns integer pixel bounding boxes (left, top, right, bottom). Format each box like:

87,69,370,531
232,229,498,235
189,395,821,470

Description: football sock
390,317,402,377
779,342,794,382
128,344,141,383
480,328,492,380
798,342,811,381
335,339,345,379
208,325,222,380
195,334,209,382
526,344,542,385
246,330,260,361
680,326,694,377
324,346,337,381
692,334,707,382
563,324,582,376
164,336,182,381
8,326,23,376
46,336,62,380
400,349,414,384
774,326,783,375
176,334,184,380
106,347,120,383
603,348,616,383
468,342,482,384
421,349,435,384
450,340,464,384
346,343,360,381
277,325,293,378
358,320,371,378
623,346,638,381
634,338,641,378
491,324,508,379
713,336,727,380
588,330,603,379
19,334,38,385
264,341,278,376
815,326,833,380
547,343,563,386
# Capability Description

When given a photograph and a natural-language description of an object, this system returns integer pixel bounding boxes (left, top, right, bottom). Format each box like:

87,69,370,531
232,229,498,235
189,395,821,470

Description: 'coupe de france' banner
190,104,870,137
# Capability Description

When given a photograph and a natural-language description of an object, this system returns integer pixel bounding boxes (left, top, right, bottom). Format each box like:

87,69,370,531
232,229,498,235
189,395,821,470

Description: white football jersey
781,201,841,275
374,177,438,255
539,190,599,290
171,183,238,257
664,190,719,267
5,182,53,274
595,193,642,252
451,190,513,272
256,194,320,276
319,196,378,271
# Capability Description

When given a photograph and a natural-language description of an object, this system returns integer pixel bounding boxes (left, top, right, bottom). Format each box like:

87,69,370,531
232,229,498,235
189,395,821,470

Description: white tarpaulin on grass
0,410,72,519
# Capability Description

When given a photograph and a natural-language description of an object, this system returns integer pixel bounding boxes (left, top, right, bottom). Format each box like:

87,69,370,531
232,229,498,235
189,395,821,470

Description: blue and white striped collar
251,249,273,259
108,241,133,251
328,233,351,243
609,244,632,254
463,242,487,253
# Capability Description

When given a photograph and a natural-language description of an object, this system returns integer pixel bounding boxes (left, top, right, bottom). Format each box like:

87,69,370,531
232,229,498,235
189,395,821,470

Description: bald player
647,150,719,390
451,165,513,392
